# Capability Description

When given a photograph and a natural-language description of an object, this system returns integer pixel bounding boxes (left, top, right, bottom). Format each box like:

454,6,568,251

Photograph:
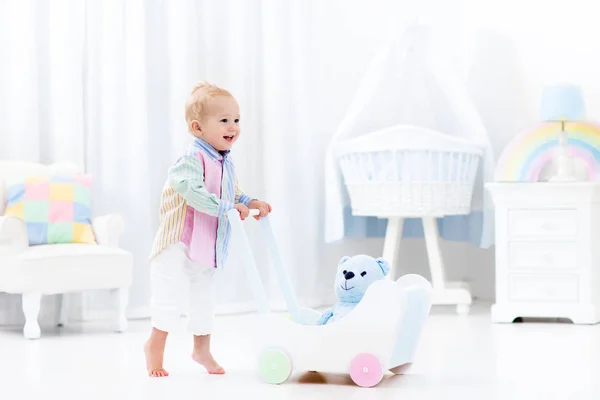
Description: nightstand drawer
509,274,578,302
509,242,578,270
508,209,578,238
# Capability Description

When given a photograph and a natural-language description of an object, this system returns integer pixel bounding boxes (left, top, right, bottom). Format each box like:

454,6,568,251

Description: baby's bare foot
145,340,169,377
192,350,225,374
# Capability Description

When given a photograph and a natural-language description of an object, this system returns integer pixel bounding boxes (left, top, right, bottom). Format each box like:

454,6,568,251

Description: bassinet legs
384,216,472,315
383,217,404,280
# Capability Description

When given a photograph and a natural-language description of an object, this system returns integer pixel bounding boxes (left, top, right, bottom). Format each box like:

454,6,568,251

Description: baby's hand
235,203,250,220
248,200,272,220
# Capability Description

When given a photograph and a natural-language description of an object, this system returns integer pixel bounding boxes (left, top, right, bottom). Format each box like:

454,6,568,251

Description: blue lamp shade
540,84,586,121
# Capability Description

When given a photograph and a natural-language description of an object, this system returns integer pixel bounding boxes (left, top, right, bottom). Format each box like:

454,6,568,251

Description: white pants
150,242,216,336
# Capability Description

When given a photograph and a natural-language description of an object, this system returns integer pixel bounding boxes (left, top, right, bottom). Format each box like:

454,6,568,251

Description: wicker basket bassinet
335,125,484,218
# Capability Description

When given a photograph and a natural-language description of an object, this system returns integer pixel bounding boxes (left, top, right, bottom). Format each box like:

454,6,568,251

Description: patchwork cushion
3,175,96,245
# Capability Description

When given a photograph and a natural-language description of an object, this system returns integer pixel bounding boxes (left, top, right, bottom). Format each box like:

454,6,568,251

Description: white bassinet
335,124,485,314
336,124,483,217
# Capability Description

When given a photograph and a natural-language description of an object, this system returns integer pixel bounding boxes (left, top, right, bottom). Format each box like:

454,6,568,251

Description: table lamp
540,84,586,182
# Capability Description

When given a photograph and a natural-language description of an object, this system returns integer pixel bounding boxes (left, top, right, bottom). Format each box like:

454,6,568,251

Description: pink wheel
349,353,383,387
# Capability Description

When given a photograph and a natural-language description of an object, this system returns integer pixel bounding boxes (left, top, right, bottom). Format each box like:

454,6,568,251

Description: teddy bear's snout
344,271,355,280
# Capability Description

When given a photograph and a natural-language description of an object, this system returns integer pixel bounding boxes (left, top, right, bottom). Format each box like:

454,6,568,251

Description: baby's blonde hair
185,81,232,130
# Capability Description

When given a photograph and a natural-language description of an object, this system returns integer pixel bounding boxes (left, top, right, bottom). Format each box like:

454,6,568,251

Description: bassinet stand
384,216,471,315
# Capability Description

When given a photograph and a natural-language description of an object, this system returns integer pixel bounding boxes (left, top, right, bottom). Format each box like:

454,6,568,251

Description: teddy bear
316,254,390,325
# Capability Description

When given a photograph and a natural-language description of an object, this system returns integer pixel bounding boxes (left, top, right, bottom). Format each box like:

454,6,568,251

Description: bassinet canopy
324,23,495,249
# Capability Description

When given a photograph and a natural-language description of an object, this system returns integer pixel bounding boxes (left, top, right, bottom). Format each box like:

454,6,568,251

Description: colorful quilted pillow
3,175,97,245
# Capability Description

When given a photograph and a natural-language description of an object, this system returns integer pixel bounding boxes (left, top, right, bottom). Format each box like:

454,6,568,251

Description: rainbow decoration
494,121,600,182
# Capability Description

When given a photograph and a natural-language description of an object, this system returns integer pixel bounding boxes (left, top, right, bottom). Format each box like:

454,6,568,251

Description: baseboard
81,297,335,322
82,306,151,322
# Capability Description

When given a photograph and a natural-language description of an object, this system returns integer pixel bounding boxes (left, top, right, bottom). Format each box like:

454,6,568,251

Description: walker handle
236,208,260,217
227,208,303,324
227,209,269,314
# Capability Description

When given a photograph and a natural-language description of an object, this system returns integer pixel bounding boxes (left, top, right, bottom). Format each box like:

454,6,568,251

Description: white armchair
0,161,133,339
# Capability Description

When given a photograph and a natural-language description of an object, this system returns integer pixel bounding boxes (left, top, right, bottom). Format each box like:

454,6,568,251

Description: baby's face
196,95,241,151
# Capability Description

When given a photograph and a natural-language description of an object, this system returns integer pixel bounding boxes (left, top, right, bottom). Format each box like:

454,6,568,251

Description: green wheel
258,348,292,384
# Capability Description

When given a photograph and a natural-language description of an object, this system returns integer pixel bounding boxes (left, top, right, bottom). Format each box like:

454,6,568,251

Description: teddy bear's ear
338,256,351,265
376,258,390,276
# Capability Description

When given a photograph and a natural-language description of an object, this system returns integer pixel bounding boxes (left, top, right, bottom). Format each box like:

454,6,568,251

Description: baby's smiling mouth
224,135,235,142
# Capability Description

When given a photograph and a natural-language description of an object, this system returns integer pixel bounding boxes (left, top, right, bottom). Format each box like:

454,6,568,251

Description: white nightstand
486,182,600,324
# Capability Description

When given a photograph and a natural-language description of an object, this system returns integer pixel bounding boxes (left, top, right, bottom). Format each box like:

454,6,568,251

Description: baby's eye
360,271,367,277
234,118,240,123
220,119,228,123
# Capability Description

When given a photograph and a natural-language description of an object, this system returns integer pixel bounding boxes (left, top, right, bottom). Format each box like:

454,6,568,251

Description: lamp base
549,150,579,182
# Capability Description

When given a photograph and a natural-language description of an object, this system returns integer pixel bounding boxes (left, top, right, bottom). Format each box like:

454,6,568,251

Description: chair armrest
0,216,29,257
92,214,125,248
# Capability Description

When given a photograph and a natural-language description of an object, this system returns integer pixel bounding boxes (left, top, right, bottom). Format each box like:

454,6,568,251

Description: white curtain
0,0,336,324
2,0,600,325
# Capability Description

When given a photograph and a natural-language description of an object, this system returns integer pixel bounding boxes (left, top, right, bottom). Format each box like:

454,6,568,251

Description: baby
144,81,271,377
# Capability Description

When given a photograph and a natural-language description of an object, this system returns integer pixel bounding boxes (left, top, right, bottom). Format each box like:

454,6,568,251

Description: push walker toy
227,209,433,387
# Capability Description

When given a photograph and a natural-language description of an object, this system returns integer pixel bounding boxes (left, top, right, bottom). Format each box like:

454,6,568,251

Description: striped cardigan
149,138,254,268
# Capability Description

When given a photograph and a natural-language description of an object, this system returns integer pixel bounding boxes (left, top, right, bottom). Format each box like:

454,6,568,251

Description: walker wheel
258,348,292,384
349,353,383,387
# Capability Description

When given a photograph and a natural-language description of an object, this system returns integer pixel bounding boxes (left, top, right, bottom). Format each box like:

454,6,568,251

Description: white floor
2,303,600,400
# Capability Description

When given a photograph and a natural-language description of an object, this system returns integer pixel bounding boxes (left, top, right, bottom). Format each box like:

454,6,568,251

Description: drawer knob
541,222,556,231
540,254,553,265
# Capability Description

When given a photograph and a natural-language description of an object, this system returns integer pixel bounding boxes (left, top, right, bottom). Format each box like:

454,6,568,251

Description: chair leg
56,293,69,327
115,288,129,333
22,294,42,339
